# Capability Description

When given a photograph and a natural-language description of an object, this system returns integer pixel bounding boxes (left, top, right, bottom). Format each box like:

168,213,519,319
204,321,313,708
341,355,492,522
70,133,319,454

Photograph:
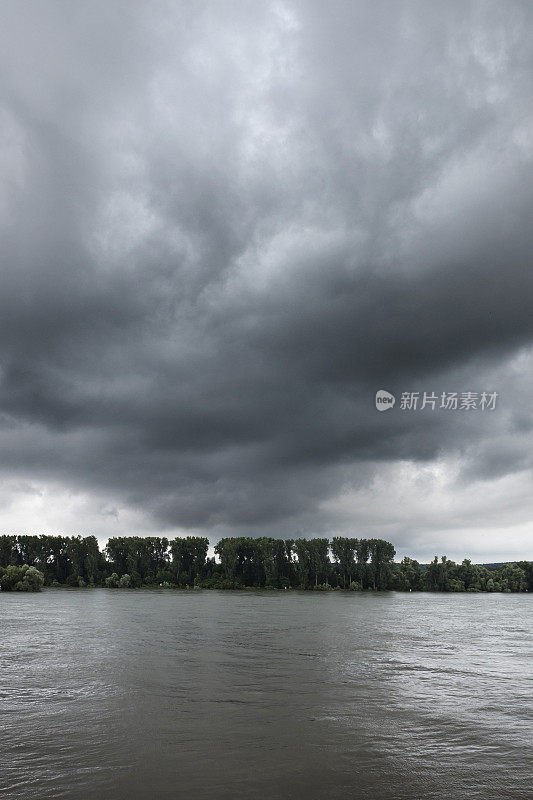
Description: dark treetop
0,535,530,593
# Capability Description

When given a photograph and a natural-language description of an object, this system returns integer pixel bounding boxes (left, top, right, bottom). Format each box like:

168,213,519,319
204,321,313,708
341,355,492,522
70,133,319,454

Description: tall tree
331,537,356,588
369,539,396,590
215,538,240,582
354,539,370,589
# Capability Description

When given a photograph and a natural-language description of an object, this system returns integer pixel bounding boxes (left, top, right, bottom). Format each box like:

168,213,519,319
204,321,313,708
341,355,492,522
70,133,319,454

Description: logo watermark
375,390,498,411
375,389,396,411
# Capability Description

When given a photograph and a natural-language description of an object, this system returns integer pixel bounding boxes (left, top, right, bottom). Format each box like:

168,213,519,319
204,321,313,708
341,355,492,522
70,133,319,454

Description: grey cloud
0,0,532,548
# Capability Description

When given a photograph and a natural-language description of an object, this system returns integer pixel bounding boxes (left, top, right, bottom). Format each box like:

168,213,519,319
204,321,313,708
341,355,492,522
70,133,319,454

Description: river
0,589,531,799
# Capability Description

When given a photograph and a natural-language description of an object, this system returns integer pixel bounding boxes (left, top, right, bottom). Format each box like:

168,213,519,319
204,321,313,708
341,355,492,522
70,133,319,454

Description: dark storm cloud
0,0,532,540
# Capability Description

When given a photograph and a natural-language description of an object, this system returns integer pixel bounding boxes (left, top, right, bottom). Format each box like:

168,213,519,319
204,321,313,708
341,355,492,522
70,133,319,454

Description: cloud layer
1,0,532,559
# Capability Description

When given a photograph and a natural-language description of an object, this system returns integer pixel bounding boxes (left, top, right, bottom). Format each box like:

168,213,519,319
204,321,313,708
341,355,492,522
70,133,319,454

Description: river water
0,590,531,799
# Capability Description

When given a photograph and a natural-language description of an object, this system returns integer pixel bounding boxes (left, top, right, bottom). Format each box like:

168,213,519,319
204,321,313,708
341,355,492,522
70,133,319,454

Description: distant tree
457,559,485,591
294,539,311,588
425,556,458,591
354,539,370,589
497,564,527,592
65,536,102,586
0,533,529,593
23,566,45,591
215,539,240,582
369,539,396,590
516,561,533,591
256,538,277,587
284,540,296,586
106,537,170,585
170,537,208,585
294,539,330,588
105,572,120,588
308,539,331,587
0,564,44,591
0,536,18,567
331,538,356,588
395,557,423,591
105,538,130,576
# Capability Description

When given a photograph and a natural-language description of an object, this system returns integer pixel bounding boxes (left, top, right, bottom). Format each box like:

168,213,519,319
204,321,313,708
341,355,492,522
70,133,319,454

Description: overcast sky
0,0,532,561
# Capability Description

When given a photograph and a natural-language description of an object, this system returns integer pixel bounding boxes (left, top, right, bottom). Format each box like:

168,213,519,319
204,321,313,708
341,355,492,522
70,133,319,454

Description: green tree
425,556,459,591
354,539,370,589
0,564,44,591
256,538,278,587
105,572,120,588
369,539,396,590
170,537,208,585
516,561,533,591
22,566,45,591
294,539,311,588
0,536,18,567
497,564,527,592
395,557,423,591
215,538,240,582
331,537,356,588
308,539,331,587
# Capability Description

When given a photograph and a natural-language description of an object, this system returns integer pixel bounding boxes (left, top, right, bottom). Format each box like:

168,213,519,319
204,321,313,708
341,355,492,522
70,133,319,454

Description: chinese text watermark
375,390,498,412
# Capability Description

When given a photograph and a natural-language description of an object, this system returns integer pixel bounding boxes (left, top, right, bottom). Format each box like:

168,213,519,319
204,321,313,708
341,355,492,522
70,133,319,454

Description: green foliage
369,538,396,590
106,537,170,585
516,561,533,591
331,537,356,588
0,564,44,591
214,538,240,581
395,557,423,591
0,534,104,586
498,563,527,592
294,538,330,588
170,537,209,585
354,539,371,588
396,556,530,593
105,572,120,588
214,537,295,588
448,578,466,592
0,534,529,593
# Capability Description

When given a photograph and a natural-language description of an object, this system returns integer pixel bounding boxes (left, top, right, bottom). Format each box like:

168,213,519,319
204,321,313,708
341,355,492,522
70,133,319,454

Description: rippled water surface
0,590,531,799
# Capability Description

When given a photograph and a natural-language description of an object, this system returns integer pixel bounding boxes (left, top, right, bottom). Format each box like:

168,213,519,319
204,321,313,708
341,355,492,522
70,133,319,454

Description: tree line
0,534,530,593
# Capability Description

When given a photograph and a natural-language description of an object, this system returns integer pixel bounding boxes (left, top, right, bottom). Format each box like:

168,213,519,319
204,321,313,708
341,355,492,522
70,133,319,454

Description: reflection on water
0,590,531,799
